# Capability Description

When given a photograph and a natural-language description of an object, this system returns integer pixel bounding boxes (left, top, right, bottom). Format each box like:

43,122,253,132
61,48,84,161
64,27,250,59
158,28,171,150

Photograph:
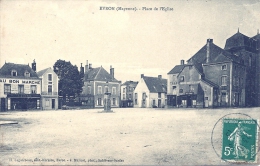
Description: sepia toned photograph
0,0,260,165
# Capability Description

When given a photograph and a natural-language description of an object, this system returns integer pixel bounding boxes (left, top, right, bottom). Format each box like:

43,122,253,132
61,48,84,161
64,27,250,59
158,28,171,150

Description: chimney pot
181,60,185,65
158,75,162,79
141,74,144,78
89,63,92,69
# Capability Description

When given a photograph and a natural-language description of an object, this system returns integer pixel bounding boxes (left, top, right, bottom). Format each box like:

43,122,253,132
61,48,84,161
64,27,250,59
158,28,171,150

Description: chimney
141,74,144,78
206,39,213,63
85,60,89,73
31,59,36,72
181,60,185,65
89,63,92,69
110,65,114,79
80,63,84,75
158,75,162,79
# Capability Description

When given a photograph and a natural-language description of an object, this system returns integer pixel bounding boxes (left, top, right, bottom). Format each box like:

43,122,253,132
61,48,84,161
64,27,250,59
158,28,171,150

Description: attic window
221,65,227,70
24,71,30,77
11,70,17,76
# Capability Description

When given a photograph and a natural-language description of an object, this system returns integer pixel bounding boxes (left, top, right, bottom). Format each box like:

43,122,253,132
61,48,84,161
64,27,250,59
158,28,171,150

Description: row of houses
0,30,259,111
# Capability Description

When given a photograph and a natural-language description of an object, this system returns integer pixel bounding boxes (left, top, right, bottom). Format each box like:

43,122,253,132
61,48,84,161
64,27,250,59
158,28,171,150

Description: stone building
0,61,41,111
37,67,59,110
120,81,138,107
168,29,260,108
79,61,121,108
134,74,167,108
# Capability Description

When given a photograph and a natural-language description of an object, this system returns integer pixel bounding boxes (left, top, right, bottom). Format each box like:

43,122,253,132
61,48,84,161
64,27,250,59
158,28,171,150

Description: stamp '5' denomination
222,119,258,162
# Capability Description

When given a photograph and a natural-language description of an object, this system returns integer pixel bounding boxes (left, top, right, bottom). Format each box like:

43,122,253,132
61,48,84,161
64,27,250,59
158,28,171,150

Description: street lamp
102,81,113,112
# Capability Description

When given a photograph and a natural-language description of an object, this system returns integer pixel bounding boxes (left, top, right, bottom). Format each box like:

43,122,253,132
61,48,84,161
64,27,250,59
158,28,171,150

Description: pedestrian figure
228,122,252,159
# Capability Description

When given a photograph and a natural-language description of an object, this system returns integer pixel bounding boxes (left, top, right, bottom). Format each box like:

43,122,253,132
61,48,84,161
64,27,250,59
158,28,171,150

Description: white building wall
133,78,150,108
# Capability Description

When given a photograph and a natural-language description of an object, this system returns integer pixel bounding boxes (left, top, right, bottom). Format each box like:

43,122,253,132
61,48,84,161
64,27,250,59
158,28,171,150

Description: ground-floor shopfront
121,100,134,107
0,94,41,111
41,96,58,110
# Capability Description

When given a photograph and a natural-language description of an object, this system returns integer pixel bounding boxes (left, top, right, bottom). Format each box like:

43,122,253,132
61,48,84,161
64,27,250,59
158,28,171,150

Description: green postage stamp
222,119,258,162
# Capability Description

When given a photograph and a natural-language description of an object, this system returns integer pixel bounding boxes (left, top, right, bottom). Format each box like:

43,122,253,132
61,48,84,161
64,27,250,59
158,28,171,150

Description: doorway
52,99,55,109
187,95,192,107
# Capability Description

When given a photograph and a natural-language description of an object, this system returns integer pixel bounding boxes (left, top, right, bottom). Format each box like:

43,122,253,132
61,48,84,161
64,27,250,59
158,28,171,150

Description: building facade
0,61,41,111
120,81,138,107
134,74,167,108
37,67,59,110
167,36,249,108
79,61,121,108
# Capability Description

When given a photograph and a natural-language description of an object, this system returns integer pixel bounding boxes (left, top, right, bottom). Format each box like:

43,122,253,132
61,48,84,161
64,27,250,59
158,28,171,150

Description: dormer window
11,70,17,76
24,71,30,77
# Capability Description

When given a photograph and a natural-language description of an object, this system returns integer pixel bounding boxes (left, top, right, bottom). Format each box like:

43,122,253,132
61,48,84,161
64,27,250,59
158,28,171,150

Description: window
221,76,227,86
221,65,227,70
153,100,156,106
48,85,52,95
134,93,138,105
18,85,24,94
98,98,102,105
98,86,102,94
123,88,125,93
204,86,207,92
189,85,194,91
112,98,116,105
158,92,161,98
4,84,11,94
45,99,50,107
123,94,126,100
180,76,184,82
104,86,108,93
142,93,146,99
11,70,17,76
129,94,132,99
179,89,183,93
87,86,91,94
31,85,37,94
24,71,30,77
48,74,52,81
112,87,116,95
172,86,176,90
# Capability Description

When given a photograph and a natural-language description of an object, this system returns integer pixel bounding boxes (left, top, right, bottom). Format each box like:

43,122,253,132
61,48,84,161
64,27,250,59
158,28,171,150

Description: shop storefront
7,94,40,110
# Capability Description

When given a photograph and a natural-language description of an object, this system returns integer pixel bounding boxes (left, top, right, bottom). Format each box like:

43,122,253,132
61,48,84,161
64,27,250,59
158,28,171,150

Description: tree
53,60,84,101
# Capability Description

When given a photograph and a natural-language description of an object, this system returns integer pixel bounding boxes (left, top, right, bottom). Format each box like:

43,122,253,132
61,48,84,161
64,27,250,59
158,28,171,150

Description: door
234,93,239,107
158,99,161,108
52,99,55,109
0,98,5,112
187,95,192,107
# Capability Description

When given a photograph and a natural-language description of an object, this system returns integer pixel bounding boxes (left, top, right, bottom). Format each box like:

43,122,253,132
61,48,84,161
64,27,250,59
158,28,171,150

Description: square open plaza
0,107,259,165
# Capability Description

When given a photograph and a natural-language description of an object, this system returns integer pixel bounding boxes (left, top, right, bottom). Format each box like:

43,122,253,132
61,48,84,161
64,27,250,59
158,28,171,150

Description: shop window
11,70,17,76
18,85,24,94
31,85,37,94
192,100,196,106
221,65,227,70
4,84,11,94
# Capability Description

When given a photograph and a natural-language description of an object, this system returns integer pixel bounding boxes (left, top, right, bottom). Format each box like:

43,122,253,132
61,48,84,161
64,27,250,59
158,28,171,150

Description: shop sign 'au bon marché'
0,78,40,84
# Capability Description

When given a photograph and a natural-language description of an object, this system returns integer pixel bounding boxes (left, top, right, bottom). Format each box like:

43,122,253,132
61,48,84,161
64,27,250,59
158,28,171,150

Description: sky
1,0,260,83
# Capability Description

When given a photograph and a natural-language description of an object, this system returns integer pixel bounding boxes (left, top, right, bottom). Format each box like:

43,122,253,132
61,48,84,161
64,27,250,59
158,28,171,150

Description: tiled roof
187,43,224,64
143,76,167,93
84,66,119,82
122,81,138,86
0,63,39,78
211,50,242,64
37,67,51,76
167,65,186,74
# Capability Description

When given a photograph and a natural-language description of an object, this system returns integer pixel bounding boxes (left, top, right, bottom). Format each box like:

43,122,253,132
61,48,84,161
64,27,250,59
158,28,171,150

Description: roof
0,63,39,78
210,50,242,64
167,65,186,74
187,43,224,64
224,31,257,53
201,78,219,87
84,66,119,82
186,59,204,75
37,67,51,76
121,81,138,86
143,76,167,93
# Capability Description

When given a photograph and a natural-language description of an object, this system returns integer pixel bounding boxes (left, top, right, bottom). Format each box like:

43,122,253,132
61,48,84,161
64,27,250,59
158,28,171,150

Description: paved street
0,107,259,165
